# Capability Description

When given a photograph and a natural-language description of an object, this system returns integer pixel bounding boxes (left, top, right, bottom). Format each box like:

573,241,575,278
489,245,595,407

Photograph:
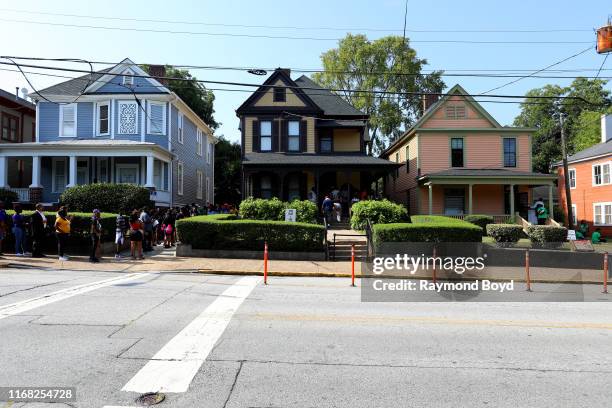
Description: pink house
381,85,556,221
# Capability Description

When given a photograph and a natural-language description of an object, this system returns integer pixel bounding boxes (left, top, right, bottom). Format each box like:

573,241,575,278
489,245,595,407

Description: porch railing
9,188,30,203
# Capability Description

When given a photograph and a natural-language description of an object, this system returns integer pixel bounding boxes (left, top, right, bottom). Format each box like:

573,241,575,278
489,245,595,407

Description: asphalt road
1,267,611,407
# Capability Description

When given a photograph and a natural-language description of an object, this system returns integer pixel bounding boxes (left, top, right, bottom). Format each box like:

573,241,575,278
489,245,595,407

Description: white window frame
571,204,577,226
568,168,576,189
593,202,612,226
592,162,611,186
177,113,184,144
115,163,140,185
260,120,272,152
96,101,110,136
147,101,166,135
117,101,139,135
288,120,300,152
196,169,203,199
207,141,212,165
206,176,211,202
59,103,77,137
122,69,134,87
52,158,67,193
177,161,184,196
196,129,203,156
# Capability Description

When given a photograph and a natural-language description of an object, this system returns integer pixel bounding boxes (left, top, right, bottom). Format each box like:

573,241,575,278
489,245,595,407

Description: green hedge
176,215,325,252
350,200,409,230
0,188,18,205
60,183,152,213
239,198,317,223
486,224,523,245
464,215,494,235
373,216,482,243
526,225,568,248
6,211,117,241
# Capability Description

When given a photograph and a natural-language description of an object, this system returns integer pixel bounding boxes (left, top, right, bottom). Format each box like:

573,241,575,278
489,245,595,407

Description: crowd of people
317,185,371,227
0,202,209,263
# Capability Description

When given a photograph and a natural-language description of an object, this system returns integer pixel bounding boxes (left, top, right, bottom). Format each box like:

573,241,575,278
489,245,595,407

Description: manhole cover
135,392,165,406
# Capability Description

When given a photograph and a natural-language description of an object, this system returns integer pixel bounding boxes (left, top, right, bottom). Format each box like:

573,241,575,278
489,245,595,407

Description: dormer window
273,86,286,102
122,69,134,87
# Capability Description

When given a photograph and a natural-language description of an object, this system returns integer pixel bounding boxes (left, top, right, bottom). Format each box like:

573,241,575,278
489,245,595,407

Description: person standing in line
54,207,71,261
0,202,7,255
31,203,47,258
129,212,144,260
12,205,26,256
90,209,102,263
139,207,153,252
321,195,333,227
115,212,128,260
536,204,548,225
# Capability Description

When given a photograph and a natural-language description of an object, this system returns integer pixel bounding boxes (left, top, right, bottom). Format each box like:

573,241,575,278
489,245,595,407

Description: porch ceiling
418,168,556,186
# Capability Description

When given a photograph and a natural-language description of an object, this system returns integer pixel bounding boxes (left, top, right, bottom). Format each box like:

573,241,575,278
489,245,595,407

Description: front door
444,188,465,215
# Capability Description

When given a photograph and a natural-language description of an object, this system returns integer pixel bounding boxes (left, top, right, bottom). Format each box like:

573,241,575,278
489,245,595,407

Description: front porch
418,169,558,220
0,141,174,206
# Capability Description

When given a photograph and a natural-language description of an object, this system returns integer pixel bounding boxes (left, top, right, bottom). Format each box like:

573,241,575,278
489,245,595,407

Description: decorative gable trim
84,58,170,94
235,69,320,115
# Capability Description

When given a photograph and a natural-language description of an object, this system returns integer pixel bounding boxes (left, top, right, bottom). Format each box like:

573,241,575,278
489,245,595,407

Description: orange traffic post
525,249,532,292
263,241,268,285
603,252,609,294
351,243,356,287
432,246,437,284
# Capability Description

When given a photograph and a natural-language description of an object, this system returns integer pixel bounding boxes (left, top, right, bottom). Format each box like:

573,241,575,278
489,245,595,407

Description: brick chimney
602,114,612,144
421,93,439,114
148,65,167,86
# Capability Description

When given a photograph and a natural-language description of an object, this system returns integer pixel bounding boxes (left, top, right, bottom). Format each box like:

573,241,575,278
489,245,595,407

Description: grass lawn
482,236,612,253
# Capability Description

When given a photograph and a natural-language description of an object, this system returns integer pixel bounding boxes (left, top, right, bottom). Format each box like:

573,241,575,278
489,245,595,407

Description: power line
480,45,594,94
0,18,596,44
0,7,593,34
595,54,610,79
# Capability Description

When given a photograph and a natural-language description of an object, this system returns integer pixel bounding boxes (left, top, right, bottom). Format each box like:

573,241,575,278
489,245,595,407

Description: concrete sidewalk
0,246,608,284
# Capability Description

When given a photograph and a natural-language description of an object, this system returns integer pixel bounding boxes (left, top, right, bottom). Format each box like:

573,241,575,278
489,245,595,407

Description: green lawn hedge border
526,225,568,248
239,198,318,223
463,214,495,235
350,199,409,230
372,215,482,244
60,183,152,213
176,214,325,252
486,224,523,246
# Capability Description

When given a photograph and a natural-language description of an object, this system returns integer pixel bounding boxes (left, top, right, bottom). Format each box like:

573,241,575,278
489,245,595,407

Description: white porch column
428,184,433,215
145,155,155,188
468,183,473,215
509,184,515,217
67,155,77,188
30,155,41,188
0,156,7,188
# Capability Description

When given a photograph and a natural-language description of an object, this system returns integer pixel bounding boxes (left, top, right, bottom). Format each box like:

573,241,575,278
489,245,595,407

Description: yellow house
236,68,397,204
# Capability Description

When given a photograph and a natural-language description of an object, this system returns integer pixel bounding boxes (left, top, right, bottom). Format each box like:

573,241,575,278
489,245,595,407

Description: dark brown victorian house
236,68,396,203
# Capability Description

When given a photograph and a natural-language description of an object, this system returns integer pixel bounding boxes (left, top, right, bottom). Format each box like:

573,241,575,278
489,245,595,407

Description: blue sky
0,0,610,143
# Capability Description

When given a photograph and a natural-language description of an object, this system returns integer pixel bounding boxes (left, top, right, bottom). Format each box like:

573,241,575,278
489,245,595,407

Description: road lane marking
0,273,150,320
122,276,260,393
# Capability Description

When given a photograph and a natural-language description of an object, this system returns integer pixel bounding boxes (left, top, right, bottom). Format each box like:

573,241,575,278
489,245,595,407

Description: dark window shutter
272,120,280,152
300,120,307,152
280,120,288,152
252,120,260,152
315,128,320,154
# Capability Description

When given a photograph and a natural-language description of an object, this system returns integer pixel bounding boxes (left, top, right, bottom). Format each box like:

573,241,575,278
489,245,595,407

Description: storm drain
135,392,166,405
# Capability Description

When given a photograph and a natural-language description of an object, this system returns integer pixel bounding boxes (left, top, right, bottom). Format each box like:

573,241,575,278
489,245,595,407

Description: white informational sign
567,230,577,241
285,209,297,222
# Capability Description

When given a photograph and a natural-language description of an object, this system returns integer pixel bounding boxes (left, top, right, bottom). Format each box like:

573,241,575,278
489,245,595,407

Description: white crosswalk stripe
122,275,260,393
0,273,150,320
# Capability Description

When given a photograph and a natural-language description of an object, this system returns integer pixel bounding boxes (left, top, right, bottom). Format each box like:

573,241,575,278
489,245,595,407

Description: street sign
567,230,577,241
285,208,296,222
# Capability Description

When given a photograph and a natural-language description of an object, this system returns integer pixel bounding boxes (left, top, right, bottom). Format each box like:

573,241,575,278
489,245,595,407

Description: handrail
365,218,374,262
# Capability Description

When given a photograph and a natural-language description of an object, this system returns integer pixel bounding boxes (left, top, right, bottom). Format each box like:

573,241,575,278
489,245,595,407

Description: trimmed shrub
239,198,317,223
60,183,152,214
0,188,18,206
6,211,117,241
176,215,325,252
526,225,568,248
350,200,409,230
464,214,494,235
373,217,482,244
486,224,523,246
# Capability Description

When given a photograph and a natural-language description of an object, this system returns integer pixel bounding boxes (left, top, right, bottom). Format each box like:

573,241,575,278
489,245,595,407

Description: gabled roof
294,75,366,117
235,69,366,118
553,140,612,166
32,68,112,99
83,58,170,94
381,84,507,157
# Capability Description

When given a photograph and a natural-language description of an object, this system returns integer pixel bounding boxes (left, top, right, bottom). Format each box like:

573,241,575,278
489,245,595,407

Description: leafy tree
513,78,611,173
214,135,241,205
145,65,219,129
573,110,606,151
312,34,444,154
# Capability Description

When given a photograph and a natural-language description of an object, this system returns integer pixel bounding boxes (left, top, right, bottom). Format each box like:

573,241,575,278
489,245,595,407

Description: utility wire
480,45,594,94
0,18,596,44
0,59,606,106
0,7,593,34
595,54,610,79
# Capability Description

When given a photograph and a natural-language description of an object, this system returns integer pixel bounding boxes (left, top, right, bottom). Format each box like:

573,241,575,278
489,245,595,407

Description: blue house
0,58,216,207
